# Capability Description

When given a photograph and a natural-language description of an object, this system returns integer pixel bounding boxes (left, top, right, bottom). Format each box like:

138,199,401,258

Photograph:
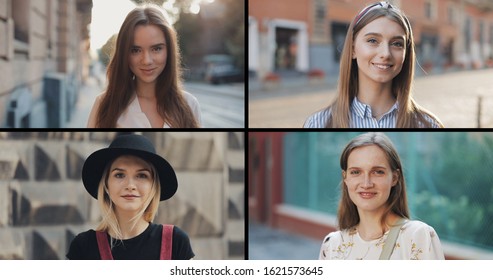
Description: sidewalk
249,68,493,128
248,222,321,260
65,76,104,128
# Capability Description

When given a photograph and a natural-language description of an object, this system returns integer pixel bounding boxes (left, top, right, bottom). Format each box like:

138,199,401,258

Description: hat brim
82,147,177,201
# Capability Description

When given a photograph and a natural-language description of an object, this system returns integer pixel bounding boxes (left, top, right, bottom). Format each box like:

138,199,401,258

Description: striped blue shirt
303,97,441,128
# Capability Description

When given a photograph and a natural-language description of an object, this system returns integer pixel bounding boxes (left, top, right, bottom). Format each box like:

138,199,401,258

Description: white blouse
319,220,445,260
87,91,202,128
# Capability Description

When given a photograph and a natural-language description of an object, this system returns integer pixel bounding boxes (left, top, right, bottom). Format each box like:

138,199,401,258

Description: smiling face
352,16,406,86
106,155,155,215
343,144,398,217
129,24,167,87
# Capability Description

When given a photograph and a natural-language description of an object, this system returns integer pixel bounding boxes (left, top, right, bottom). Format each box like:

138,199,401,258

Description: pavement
65,76,103,128
249,68,493,128
248,222,322,260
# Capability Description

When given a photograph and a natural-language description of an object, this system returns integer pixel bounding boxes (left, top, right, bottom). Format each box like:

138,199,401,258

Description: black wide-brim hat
82,134,177,201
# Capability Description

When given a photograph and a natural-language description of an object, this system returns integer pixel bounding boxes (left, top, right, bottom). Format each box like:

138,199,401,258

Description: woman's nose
379,44,391,58
126,179,137,190
361,174,374,188
141,51,152,65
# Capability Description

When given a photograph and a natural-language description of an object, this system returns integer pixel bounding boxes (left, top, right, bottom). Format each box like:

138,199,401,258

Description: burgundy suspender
160,224,174,260
96,231,113,260
96,224,174,260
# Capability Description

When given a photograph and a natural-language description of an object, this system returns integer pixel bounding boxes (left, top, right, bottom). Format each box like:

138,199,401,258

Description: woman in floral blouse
319,132,444,260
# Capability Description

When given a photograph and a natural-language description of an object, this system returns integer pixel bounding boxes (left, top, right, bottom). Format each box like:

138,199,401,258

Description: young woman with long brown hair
87,5,201,128
319,133,444,260
304,2,442,128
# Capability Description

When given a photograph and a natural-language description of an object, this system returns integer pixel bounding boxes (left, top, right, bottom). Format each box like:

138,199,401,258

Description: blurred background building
249,132,493,259
0,132,245,260
249,0,493,82
0,0,92,128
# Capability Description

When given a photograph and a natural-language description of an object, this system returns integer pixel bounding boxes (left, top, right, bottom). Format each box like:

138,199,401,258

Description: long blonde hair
96,5,199,128
325,2,442,128
338,132,410,231
95,156,161,246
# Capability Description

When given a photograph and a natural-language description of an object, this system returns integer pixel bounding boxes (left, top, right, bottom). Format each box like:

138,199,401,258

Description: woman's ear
392,169,400,186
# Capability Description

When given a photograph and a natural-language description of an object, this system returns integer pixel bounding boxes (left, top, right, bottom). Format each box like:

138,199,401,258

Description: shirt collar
351,97,399,119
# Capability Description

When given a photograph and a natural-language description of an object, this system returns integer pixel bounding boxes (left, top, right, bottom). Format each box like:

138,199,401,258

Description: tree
99,34,117,67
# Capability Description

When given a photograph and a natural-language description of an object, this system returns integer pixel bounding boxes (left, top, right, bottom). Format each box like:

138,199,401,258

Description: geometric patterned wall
0,131,244,260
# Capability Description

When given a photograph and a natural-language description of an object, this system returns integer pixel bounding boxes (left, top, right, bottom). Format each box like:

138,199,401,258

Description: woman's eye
373,170,385,175
152,46,162,52
350,170,360,175
367,38,378,44
130,48,140,54
391,41,404,48
137,173,149,179
114,173,125,178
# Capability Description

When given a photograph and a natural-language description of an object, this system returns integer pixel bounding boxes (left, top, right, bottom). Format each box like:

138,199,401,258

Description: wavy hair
95,5,199,128
324,2,442,128
338,132,410,231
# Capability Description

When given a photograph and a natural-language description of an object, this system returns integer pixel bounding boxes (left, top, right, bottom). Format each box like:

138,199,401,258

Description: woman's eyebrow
364,32,405,40
347,165,388,169
132,43,166,48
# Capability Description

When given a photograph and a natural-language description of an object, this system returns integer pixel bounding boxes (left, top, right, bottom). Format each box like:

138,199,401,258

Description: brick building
249,0,493,80
0,132,245,260
0,0,93,128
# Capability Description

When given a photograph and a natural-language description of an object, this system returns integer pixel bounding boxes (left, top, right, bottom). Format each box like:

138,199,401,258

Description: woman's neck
112,211,149,239
135,82,156,100
357,80,396,119
356,210,398,241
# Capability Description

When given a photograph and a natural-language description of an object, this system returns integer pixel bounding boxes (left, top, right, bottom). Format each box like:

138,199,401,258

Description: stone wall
0,0,92,128
0,131,245,260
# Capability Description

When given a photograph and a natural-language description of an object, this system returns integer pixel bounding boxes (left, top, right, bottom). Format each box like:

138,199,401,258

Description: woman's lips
372,63,392,70
359,192,376,199
121,195,139,200
140,68,156,75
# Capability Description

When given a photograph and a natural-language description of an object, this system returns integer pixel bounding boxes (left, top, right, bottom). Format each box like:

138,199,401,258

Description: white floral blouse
319,220,445,260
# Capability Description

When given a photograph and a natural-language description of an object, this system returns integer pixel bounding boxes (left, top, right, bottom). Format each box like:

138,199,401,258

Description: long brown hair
96,5,199,128
325,2,442,128
338,132,410,231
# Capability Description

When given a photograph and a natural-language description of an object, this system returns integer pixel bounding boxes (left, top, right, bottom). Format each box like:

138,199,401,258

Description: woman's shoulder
152,224,191,241
321,229,345,244
182,91,199,104
401,220,439,237
304,107,331,128
415,108,444,128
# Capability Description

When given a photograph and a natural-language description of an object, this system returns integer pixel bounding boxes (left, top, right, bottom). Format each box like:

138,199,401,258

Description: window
12,0,29,43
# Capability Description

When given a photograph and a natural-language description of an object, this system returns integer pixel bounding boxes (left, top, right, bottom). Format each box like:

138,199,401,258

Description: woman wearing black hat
66,134,194,260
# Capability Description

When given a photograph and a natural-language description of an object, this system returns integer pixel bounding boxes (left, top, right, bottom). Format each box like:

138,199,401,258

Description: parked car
204,63,244,84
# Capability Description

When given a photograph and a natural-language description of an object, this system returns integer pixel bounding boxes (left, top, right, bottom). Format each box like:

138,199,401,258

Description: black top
66,223,194,260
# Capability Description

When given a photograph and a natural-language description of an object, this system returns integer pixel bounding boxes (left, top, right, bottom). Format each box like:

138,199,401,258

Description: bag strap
96,231,113,260
160,224,174,260
379,218,407,260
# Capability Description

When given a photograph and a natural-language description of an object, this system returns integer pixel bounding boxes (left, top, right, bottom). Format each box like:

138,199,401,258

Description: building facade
0,0,92,128
249,0,493,81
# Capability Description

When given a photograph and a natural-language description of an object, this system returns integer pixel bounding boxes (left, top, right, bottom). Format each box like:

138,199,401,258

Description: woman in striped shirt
304,2,443,128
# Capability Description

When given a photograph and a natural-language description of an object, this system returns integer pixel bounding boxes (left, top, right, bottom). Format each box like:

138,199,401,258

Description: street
249,68,493,128
185,82,245,128
66,78,244,128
